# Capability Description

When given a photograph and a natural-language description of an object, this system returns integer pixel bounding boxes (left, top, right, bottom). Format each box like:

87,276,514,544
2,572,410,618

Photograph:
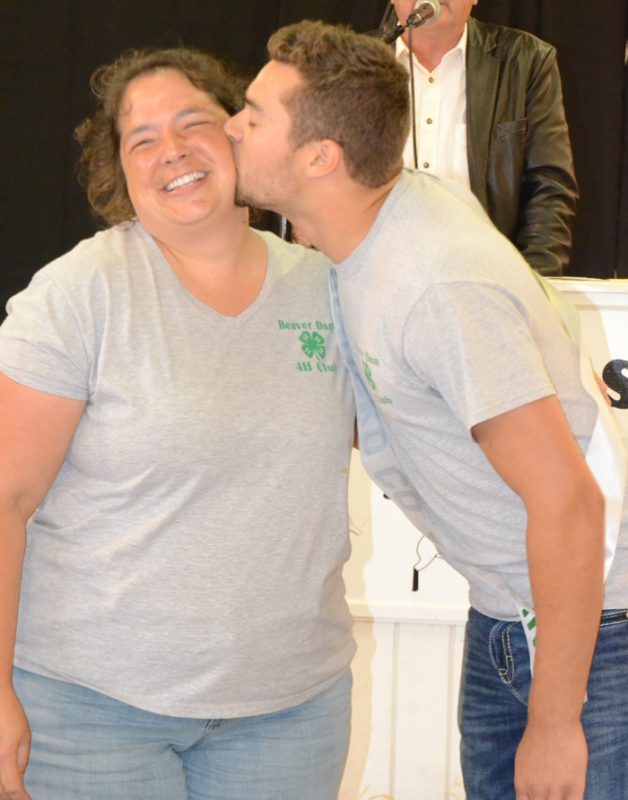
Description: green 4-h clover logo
299,331,326,360
364,362,377,391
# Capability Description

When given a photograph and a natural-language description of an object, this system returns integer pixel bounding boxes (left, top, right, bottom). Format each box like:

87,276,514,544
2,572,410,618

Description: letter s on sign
602,360,628,409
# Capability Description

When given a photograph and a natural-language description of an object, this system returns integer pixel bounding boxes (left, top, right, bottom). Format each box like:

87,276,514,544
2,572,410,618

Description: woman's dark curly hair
75,47,245,226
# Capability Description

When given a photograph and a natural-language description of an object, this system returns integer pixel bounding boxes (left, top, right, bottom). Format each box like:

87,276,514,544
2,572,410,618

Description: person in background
225,20,628,800
0,46,355,800
387,0,578,275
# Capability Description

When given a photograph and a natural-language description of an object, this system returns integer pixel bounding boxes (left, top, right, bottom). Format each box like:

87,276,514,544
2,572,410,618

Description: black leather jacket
466,18,578,275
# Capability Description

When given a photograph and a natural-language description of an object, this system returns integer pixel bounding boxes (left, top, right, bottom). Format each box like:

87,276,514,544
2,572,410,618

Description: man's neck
294,174,400,264
403,25,466,73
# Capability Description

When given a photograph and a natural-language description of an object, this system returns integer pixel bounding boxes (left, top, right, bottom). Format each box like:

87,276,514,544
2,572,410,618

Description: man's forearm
526,492,604,725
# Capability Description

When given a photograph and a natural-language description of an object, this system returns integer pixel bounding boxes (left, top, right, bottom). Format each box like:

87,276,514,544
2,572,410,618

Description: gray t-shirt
0,223,356,717
335,170,628,619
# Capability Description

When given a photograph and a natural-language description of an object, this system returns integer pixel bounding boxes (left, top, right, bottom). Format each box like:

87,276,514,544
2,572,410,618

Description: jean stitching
488,622,503,677
501,626,515,685
489,621,528,706
600,617,628,629
600,607,628,625
508,622,530,707
489,622,514,686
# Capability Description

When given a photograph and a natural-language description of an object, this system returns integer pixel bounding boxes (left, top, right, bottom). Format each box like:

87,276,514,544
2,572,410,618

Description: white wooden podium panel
550,277,628,440
340,278,628,800
344,452,470,626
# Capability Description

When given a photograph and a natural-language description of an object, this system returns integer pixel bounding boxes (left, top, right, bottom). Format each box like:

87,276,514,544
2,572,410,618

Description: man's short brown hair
267,20,410,188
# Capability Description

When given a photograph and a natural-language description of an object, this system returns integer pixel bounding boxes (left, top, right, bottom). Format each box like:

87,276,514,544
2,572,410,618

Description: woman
0,48,355,800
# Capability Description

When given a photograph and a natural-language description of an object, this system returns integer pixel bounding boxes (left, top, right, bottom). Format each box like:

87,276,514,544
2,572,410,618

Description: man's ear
304,138,343,178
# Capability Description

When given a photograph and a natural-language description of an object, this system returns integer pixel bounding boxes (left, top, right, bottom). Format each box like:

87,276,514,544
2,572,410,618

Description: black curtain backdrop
1,0,627,316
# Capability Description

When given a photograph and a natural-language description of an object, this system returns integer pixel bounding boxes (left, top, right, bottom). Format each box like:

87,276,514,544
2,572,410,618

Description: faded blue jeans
14,667,352,800
459,607,628,800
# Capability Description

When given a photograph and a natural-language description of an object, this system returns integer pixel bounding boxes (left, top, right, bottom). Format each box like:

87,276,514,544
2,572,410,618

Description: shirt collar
396,22,468,71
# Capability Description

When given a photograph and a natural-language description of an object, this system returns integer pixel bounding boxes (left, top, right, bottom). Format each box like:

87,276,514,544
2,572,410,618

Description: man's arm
516,47,579,276
0,373,85,800
472,395,604,800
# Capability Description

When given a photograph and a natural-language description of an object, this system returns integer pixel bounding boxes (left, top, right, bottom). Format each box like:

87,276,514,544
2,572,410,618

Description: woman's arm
0,373,85,800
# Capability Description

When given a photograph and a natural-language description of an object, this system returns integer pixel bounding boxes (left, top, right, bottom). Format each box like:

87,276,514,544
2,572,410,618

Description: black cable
407,25,419,170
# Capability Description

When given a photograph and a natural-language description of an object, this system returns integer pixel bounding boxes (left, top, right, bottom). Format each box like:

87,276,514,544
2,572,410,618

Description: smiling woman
75,48,244,227
0,46,355,800
117,70,237,241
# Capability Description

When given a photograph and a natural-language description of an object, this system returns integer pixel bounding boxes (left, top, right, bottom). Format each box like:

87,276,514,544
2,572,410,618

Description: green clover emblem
364,362,377,391
299,331,326,360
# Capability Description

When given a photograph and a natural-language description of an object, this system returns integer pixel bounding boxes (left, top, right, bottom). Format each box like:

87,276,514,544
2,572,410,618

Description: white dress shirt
396,24,471,189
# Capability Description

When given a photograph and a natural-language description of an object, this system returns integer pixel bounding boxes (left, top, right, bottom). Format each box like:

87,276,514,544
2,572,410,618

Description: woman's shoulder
9,222,155,330
255,229,331,274
42,222,147,285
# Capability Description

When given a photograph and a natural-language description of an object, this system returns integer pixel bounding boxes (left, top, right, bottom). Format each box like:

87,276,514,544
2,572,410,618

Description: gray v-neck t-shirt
0,223,355,717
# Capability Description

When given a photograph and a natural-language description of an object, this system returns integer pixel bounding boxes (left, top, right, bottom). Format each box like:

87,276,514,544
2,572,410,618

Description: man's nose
224,114,242,141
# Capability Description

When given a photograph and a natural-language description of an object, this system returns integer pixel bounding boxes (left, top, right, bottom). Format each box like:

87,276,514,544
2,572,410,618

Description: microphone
371,0,441,43
406,0,441,29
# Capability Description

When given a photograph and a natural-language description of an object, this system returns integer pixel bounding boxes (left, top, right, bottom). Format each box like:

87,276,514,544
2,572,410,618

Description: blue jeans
13,667,352,800
458,607,628,800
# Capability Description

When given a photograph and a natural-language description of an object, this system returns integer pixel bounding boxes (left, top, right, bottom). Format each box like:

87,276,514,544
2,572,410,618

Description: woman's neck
152,213,268,316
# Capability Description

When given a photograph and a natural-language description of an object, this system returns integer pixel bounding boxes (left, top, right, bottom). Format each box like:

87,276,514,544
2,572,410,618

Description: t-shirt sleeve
0,270,91,400
402,281,556,430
